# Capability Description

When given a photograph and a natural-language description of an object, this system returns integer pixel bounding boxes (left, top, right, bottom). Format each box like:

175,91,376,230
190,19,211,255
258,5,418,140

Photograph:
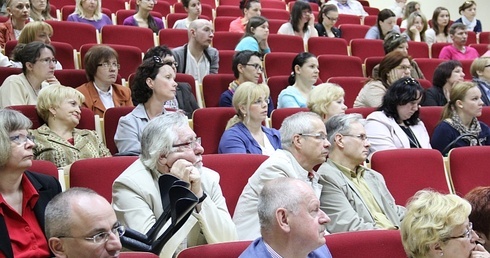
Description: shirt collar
93,82,113,96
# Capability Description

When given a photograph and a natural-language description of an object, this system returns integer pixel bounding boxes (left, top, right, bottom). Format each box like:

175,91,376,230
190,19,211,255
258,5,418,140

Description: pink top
439,45,480,60
229,16,245,33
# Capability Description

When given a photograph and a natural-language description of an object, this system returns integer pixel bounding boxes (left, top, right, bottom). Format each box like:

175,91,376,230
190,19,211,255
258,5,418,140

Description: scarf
228,80,240,93
461,15,477,32
446,113,481,146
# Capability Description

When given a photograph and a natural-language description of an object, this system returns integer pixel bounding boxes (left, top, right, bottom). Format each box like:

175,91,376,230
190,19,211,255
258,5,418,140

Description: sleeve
425,29,436,46
278,94,300,108
235,37,260,52
475,20,482,33
122,16,133,26
0,76,29,107
0,51,12,67
93,131,111,157
219,91,232,107
364,26,379,39
361,82,385,108
114,115,142,155
411,60,425,79
430,122,455,155
421,88,439,106
209,48,219,74
156,17,165,30
0,24,7,48
277,23,290,35
66,14,75,22
365,117,397,152
218,128,248,154
438,47,451,60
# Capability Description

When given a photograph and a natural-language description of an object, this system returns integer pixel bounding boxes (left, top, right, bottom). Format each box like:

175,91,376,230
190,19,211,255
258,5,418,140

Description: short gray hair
45,187,99,238
140,112,188,171
325,113,364,147
279,112,323,150
0,109,32,167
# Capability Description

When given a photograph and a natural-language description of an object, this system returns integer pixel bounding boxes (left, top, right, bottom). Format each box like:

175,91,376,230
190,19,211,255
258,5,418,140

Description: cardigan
76,81,133,117
454,18,482,33
218,122,281,154
0,73,59,108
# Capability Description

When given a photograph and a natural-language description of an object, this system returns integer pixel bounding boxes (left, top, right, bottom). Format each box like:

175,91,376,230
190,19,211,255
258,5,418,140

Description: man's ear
275,208,291,233
334,134,344,148
49,238,67,258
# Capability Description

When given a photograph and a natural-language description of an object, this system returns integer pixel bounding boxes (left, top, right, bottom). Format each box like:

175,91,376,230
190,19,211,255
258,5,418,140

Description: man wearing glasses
318,113,405,233
233,112,330,240
45,187,123,258
112,112,237,258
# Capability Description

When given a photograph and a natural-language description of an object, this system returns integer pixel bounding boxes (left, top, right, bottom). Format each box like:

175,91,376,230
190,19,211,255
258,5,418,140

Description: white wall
367,0,489,32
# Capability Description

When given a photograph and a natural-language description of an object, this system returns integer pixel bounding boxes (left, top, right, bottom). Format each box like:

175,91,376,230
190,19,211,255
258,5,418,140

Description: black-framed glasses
58,223,125,244
37,57,58,65
10,133,35,145
396,65,413,71
97,62,120,69
245,63,264,72
342,134,368,141
172,137,202,149
299,133,328,141
326,16,339,22
444,222,473,241
252,98,270,105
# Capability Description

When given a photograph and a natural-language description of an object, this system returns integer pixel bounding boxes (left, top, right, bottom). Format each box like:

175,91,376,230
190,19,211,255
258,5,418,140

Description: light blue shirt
235,36,270,53
277,86,309,108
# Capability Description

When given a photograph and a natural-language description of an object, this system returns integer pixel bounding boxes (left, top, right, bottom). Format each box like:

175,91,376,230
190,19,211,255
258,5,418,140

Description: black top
421,86,447,106
314,23,342,38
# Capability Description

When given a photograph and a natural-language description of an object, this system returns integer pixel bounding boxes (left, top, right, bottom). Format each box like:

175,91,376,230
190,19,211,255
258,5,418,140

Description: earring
440,252,443,256
243,113,247,117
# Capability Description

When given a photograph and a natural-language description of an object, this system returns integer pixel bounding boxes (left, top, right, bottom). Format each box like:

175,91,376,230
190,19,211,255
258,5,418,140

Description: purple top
66,13,112,31
122,15,164,32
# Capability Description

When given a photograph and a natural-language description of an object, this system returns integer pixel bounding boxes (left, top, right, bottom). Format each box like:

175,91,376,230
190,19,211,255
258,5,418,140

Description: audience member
328,0,367,17
114,57,177,155
315,4,341,38
372,31,424,79
173,0,201,29
465,186,490,252
278,1,318,44
219,82,280,155
233,112,330,240
401,190,489,258
471,57,490,106
29,0,54,21
112,112,238,257
354,51,411,108
0,0,30,48
439,23,479,60
144,45,199,118
32,85,110,168
403,11,427,42
431,81,490,156
319,113,405,233
400,1,420,29
123,0,164,33
235,16,270,54
454,0,481,33
389,0,406,19
0,42,60,108
307,82,347,122
365,77,431,152
365,9,400,40
229,0,261,33
45,187,123,258
76,45,133,117
0,109,62,258
278,52,319,108
173,19,217,84
240,178,332,258
219,50,273,115
422,60,465,106
425,7,452,46
67,0,112,31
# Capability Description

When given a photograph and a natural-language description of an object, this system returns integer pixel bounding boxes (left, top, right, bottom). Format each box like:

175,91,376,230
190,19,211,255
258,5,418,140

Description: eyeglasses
299,133,328,141
445,222,473,241
172,137,202,149
245,63,264,72
326,16,339,22
396,65,412,71
252,98,270,105
484,64,490,68
10,133,35,145
97,62,120,69
302,10,312,16
58,223,125,244
36,57,58,65
342,134,368,141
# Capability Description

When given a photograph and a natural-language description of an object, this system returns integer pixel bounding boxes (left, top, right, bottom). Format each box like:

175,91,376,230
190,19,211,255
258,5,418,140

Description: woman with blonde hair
431,81,490,156
29,0,54,21
403,11,427,42
123,0,164,33
401,190,489,258
67,0,112,30
218,82,280,155
31,85,111,168
471,57,490,106
307,82,346,122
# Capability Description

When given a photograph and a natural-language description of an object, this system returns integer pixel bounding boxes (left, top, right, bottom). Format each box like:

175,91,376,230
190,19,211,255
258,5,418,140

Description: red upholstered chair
418,106,443,138
467,31,477,44
261,0,286,9
30,160,58,179
448,146,490,196
192,107,236,154
263,52,297,78
327,77,367,108
201,74,236,107
101,25,155,52
336,14,362,26
0,67,22,84
120,252,159,258
430,42,451,58
370,149,450,205
364,56,383,78
213,16,236,32
350,39,384,62
69,156,139,202
469,44,489,56
413,58,444,83
218,50,236,75
219,0,240,5
268,19,285,34
270,108,309,130
4,40,18,58
215,5,241,17
307,37,348,56
363,15,377,26
202,154,268,215
54,69,90,88
115,9,163,25
416,78,432,89
176,241,252,258
268,34,305,53
261,8,290,21
345,107,376,119
50,0,73,8
325,230,406,258
176,73,197,98
480,31,490,44
460,59,473,80
212,32,243,50
128,0,171,17
358,0,369,7
166,13,210,28
480,106,490,127
267,75,289,108
103,106,135,155
46,21,98,50
317,55,363,82
287,1,319,12
363,6,379,16
101,0,126,13
408,41,430,58
158,28,189,48
338,24,370,43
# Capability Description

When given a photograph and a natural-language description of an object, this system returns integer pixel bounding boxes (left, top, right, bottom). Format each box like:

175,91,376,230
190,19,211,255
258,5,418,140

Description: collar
331,160,365,179
93,82,113,96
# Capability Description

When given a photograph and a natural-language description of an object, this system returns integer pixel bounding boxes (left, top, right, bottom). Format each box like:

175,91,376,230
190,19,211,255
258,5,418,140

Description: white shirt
93,82,114,109
185,47,210,84
329,0,368,17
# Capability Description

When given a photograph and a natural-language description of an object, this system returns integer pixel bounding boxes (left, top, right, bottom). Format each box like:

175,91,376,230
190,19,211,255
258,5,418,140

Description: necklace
26,77,39,96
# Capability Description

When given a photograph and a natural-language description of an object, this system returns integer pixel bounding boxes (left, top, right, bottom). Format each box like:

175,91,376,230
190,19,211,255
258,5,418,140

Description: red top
0,174,50,258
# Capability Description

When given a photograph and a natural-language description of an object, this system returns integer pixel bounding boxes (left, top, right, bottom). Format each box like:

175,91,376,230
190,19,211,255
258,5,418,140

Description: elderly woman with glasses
307,82,347,122
31,85,110,168
0,41,61,108
0,109,62,258
219,82,280,155
401,189,490,258
76,45,133,117
114,57,177,156
466,186,490,252
113,112,238,258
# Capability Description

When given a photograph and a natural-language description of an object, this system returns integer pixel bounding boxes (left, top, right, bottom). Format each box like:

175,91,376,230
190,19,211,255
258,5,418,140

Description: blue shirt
240,237,333,258
219,122,281,154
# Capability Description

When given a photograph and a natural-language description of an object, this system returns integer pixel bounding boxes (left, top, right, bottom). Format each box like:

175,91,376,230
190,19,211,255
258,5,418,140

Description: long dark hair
432,7,450,37
376,9,396,40
379,77,424,125
290,1,311,33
